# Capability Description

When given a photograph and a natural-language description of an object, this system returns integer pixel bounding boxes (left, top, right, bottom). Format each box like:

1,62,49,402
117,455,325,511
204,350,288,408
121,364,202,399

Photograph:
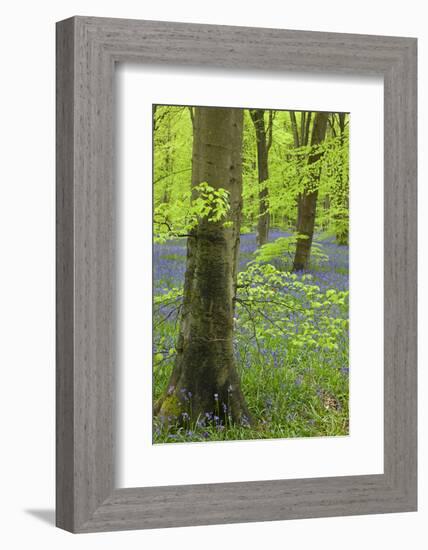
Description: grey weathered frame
56,16,417,533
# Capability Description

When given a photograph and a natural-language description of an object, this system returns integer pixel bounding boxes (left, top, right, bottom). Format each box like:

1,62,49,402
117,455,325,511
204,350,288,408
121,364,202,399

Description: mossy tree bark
250,109,272,247
292,111,329,271
155,107,251,426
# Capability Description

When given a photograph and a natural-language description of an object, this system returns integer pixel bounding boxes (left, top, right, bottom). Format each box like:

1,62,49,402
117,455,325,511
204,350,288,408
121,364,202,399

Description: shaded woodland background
152,105,349,443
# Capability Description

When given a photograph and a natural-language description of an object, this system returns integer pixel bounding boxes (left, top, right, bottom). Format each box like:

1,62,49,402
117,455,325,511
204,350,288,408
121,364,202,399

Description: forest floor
153,231,349,444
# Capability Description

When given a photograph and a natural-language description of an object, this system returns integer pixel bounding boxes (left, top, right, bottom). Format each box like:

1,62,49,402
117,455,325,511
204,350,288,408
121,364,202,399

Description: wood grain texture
56,18,75,532
56,16,417,533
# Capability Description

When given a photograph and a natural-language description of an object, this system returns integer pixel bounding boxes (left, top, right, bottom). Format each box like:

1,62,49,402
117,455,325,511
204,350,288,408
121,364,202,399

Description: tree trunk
155,107,251,426
289,111,312,232
161,109,173,204
250,109,270,246
335,112,349,245
293,112,329,271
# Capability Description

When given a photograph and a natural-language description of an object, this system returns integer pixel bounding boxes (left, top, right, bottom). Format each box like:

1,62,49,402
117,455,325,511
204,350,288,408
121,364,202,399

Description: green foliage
236,263,348,353
155,262,348,357
240,110,349,241
253,235,328,270
153,106,349,243
154,182,231,242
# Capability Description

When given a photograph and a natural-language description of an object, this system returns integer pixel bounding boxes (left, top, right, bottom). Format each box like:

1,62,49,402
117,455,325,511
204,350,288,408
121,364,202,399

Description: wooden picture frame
56,16,417,533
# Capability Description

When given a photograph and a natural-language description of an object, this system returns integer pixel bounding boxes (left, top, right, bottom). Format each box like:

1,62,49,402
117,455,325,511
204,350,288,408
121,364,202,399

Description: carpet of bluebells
153,231,349,443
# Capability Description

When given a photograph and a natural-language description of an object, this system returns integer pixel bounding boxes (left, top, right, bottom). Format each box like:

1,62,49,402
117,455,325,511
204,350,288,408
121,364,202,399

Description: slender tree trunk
293,112,329,271
162,111,173,204
290,111,312,230
250,109,270,246
304,112,312,146
155,107,251,426
335,112,349,245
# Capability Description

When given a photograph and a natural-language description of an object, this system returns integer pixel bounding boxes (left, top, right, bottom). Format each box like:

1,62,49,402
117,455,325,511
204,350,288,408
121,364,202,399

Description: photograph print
152,104,349,444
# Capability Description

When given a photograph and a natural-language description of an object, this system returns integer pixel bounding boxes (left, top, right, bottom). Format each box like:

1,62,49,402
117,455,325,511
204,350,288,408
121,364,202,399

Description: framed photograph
56,16,417,533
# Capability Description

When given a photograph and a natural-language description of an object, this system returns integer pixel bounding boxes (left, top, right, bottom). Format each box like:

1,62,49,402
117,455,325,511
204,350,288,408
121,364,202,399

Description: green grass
153,338,349,444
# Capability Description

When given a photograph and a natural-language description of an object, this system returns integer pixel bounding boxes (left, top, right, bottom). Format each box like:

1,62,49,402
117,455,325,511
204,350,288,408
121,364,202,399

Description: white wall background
0,1,424,548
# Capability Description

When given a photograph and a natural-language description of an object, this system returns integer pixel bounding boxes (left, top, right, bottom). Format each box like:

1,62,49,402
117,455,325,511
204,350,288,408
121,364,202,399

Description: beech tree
292,111,329,271
328,112,349,245
154,107,251,425
249,109,273,246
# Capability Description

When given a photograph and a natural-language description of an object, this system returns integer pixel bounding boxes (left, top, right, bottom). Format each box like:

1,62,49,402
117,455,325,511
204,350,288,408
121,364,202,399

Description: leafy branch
154,182,232,243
